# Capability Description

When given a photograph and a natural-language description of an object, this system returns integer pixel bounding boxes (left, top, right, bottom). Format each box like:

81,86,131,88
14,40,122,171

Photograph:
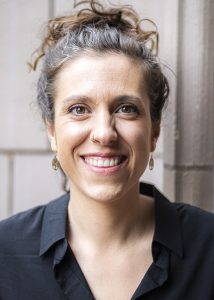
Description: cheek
55,121,90,153
117,121,151,149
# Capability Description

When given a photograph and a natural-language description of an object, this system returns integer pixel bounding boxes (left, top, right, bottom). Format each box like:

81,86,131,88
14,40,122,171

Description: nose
90,111,118,146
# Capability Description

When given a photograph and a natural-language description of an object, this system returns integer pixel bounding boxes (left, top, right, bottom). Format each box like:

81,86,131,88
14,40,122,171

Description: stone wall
0,0,213,220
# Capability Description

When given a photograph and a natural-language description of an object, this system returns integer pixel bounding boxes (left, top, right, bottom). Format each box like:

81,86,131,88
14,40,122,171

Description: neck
67,183,154,254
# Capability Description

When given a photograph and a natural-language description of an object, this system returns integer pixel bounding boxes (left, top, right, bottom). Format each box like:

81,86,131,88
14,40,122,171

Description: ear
150,123,160,152
46,121,57,152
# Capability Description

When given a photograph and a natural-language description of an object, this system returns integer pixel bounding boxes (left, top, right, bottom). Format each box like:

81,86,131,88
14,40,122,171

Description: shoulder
174,201,214,228
0,194,68,255
173,202,214,245
0,204,46,232
0,205,46,255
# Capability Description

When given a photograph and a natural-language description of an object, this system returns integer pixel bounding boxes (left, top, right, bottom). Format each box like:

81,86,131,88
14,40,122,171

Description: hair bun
29,0,158,71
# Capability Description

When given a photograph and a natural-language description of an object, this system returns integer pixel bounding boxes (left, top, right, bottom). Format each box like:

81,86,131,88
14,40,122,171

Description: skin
47,52,160,300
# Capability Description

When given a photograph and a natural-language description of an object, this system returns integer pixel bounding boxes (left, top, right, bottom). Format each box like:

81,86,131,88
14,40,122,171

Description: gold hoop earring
149,153,154,170
52,155,60,171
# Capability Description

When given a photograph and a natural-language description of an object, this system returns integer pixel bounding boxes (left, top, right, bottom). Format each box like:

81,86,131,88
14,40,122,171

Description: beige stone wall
0,0,63,219
1,0,213,219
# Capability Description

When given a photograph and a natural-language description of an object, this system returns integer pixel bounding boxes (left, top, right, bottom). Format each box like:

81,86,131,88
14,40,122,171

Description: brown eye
116,104,139,114
68,105,90,115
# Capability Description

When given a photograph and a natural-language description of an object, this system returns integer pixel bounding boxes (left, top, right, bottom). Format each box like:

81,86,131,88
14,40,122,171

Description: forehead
55,53,147,100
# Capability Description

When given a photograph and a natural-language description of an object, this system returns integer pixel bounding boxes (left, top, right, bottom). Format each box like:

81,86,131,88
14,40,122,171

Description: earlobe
151,123,160,152
50,136,57,152
46,122,57,152
151,138,157,153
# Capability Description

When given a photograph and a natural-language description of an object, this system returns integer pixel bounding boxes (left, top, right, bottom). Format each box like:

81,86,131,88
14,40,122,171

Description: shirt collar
39,183,183,258
140,182,183,257
39,193,69,256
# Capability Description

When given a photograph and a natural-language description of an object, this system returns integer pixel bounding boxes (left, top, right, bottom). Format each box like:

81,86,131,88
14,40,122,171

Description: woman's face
47,53,159,202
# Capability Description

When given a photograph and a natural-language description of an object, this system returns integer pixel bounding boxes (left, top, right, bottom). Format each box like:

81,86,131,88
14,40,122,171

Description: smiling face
47,53,159,203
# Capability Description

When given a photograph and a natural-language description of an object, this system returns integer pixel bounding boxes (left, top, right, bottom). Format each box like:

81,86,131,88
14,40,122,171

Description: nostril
91,134,99,143
90,128,118,145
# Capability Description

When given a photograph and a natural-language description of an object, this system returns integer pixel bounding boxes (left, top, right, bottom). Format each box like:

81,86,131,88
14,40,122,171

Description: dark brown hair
30,0,169,126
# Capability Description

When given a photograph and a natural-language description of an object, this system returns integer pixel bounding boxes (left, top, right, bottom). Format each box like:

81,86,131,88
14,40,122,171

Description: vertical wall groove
48,0,55,18
7,154,14,216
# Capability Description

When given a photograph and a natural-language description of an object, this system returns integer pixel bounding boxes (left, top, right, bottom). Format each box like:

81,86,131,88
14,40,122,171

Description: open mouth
82,155,127,168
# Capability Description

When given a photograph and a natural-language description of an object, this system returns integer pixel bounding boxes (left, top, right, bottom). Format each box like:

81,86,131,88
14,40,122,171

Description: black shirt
0,182,214,300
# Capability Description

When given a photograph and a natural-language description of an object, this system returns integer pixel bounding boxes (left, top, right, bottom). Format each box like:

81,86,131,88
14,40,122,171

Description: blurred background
0,0,213,220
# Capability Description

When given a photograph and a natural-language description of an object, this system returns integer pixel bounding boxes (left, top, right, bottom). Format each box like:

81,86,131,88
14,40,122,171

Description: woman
0,1,214,299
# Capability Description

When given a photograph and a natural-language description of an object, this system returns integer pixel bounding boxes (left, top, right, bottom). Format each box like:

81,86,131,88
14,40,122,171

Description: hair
30,0,169,126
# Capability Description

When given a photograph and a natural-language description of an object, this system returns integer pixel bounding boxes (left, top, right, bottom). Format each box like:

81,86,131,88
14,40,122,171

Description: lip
80,153,128,175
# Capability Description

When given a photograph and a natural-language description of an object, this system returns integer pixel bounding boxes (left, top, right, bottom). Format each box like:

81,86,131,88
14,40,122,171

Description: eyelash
67,103,140,117
115,104,140,115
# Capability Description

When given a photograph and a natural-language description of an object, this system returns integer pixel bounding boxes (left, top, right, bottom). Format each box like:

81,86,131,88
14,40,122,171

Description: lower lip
81,158,128,175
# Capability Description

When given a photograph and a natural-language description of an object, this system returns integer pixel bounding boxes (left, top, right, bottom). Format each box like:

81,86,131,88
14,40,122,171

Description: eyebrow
114,95,144,104
62,94,144,106
62,95,91,106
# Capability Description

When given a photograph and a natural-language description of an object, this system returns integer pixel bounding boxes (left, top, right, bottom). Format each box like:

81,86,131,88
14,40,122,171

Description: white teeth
104,160,109,167
115,158,119,165
98,160,103,167
110,159,114,167
84,157,122,167
93,159,98,166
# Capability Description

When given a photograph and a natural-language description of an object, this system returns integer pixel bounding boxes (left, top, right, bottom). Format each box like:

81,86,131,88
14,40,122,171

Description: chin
69,174,140,203
79,183,127,204
92,190,123,203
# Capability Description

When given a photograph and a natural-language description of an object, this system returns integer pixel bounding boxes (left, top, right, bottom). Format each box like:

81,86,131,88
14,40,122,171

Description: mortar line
0,149,52,155
164,164,213,171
